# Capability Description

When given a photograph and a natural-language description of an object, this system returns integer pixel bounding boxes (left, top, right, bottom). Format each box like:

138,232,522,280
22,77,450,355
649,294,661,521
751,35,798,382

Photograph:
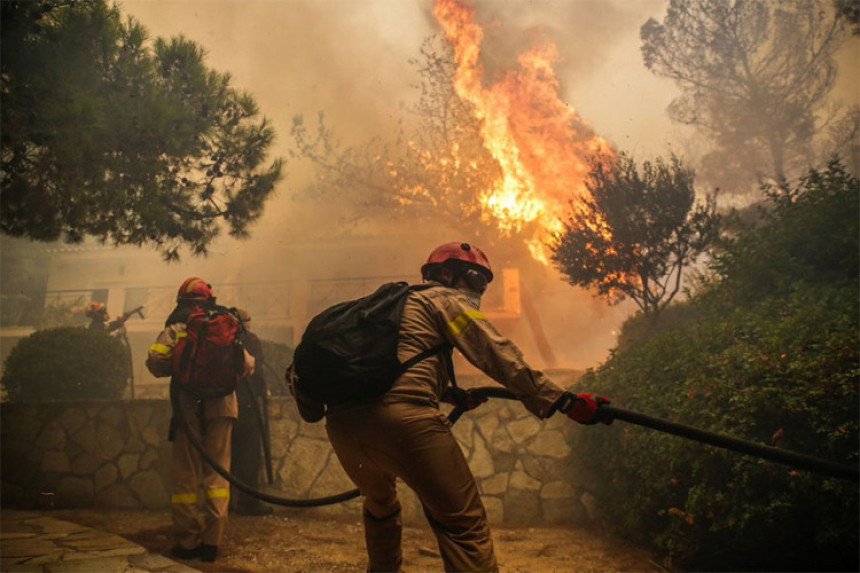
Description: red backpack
173,306,245,397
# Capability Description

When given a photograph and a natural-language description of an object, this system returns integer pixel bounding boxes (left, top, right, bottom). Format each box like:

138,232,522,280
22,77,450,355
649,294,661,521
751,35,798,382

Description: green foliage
259,339,294,396
551,152,721,320
709,158,860,301
1,0,283,260
2,327,129,401
579,160,859,570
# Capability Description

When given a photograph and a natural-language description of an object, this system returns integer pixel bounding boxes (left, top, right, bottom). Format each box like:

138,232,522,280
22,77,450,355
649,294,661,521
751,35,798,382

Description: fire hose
460,387,859,483
171,380,360,507
171,383,859,511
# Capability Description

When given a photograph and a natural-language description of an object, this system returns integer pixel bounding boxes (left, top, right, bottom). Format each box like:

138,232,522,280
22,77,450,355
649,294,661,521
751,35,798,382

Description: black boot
169,544,199,560
234,501,274,516
198,544,218,563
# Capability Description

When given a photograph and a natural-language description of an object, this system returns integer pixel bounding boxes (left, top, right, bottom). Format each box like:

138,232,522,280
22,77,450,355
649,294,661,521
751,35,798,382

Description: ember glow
434,0,614,264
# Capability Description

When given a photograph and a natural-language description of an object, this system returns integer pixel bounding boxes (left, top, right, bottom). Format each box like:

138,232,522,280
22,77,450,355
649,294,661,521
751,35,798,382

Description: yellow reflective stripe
175,331,187,340
172,493,198,504
447,309,487,337
149,343,172,356
206,488,230,500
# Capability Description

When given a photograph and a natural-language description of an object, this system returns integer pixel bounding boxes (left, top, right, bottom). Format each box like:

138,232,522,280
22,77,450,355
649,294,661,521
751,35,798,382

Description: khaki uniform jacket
291,282,566,419
318,283,566,571
386,283,565,418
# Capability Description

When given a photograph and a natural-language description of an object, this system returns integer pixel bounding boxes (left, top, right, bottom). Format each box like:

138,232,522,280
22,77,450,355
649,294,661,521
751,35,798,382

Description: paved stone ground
0,510,198,572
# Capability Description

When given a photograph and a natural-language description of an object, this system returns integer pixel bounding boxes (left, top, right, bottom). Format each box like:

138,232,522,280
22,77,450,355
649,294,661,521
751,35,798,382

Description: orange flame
434,0,614,264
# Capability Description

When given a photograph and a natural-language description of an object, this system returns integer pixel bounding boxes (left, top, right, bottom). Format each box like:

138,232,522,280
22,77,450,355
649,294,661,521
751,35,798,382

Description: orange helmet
421,242,493,282
177,277,215,302
85,302,106,318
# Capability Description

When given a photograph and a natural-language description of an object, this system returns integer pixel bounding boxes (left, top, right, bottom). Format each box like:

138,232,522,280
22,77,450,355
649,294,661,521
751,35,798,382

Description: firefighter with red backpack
145,277,255,564
289,242,612,572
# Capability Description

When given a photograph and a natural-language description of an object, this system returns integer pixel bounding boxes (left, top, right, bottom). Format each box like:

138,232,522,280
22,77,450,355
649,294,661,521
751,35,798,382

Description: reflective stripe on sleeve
175,331,187,340
447,309,487,337
149,343,172,356
172,493,198,504
206,488,230,500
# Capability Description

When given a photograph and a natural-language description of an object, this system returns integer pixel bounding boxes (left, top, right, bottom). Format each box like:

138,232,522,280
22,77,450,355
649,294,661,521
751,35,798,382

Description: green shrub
583,286,858,570
1,327,129,401
711,157,859,301
579,160,859,571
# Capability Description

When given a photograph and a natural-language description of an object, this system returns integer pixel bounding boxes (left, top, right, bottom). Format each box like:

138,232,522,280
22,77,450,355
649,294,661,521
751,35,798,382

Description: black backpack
293,282,446,406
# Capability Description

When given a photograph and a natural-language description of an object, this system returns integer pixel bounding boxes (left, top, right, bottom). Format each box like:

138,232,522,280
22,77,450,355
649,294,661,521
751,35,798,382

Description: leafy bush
710,157,859,301
2,327,129,402
578,160,859,571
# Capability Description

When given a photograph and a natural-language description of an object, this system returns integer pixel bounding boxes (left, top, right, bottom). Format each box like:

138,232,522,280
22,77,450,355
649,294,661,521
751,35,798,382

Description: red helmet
84,302,106,318
421,242,493,282
177,277,215,302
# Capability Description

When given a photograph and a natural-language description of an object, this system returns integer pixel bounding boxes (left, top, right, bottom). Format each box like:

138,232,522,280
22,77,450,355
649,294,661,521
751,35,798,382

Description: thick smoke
110,1,677,368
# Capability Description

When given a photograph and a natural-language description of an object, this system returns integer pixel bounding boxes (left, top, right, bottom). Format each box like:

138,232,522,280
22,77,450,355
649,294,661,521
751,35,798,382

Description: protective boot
363,508,403,573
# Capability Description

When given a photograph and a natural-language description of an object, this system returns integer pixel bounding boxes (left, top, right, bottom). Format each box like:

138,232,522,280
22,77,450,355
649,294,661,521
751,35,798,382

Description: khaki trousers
327,401,497,572
171,414,233,549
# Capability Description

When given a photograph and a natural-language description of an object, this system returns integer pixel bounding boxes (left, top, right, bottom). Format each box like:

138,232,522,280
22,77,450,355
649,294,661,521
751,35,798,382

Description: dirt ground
53,507,663,572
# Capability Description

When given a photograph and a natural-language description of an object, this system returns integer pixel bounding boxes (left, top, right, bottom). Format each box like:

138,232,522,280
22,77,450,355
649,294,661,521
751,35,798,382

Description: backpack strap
439,346,470,409
397,283,451,374
398,343,467,409
398,343,448,373
396,283,466,401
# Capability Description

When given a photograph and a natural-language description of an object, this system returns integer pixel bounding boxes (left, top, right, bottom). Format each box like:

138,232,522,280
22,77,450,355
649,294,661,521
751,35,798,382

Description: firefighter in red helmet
85,301,125,334
304,242,611,572
176,277,216,303
146,276,249,564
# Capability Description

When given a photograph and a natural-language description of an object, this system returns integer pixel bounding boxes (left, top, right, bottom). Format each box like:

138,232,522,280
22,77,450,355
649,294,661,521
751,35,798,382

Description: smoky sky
119,0,679,157
107,0,684,368
70,1,858,368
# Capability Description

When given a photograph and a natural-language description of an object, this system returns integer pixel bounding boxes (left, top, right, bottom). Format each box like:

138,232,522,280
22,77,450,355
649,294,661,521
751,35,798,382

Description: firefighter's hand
558,392,612,425
442,387,488,411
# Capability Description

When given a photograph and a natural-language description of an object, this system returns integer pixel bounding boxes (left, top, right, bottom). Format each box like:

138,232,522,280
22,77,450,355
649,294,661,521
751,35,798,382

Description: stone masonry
1,385,597,527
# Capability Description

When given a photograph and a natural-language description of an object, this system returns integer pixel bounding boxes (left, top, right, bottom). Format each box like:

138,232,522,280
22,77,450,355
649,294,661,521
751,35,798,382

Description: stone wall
1,390,597,527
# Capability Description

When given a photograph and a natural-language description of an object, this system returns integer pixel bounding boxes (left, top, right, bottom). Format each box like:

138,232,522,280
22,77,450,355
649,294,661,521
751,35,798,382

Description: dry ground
53,507,663,572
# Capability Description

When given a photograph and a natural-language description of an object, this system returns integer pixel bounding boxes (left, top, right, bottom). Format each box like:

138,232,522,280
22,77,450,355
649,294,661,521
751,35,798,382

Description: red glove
558,392,612,425
442,387,488,411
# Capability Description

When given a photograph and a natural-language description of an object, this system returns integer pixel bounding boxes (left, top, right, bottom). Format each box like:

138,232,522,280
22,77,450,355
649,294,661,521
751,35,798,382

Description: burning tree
288,37,500,237
291,0,613,268
550,153,721,322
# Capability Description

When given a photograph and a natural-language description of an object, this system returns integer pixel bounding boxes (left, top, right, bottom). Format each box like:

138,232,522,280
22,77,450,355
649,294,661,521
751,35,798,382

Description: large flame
434,0,614,264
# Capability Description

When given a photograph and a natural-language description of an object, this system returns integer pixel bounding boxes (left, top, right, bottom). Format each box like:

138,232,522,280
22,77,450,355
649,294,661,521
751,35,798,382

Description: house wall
3,234,565,398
